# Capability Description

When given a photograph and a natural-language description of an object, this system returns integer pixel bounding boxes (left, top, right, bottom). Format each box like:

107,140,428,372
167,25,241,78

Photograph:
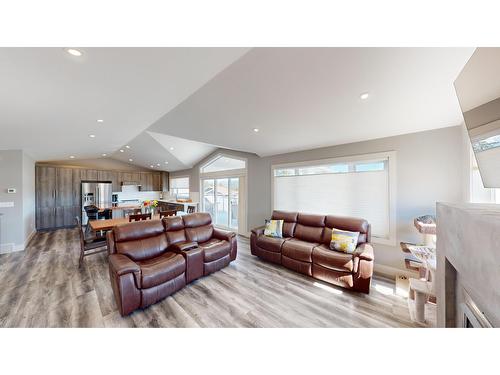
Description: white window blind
273,157,391,239
170,177,190,199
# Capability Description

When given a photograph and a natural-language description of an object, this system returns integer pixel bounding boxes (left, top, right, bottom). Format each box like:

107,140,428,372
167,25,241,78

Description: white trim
0,229,35,254
199,152,247,176
271,151,397,246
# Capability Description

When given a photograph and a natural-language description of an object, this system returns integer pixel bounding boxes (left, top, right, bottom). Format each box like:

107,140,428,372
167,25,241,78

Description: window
201,155,246,174
203,177,239,229
272,152,396,244
470,149,500,203
170,176,190,199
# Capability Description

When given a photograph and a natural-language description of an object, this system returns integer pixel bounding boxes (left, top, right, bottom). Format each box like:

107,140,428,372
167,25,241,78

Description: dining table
89,214,161,232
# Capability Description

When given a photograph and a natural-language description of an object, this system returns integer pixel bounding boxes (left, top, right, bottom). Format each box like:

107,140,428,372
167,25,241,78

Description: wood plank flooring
0,228,434,327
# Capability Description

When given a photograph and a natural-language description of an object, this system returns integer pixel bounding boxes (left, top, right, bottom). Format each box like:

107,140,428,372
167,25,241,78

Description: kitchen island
157,200,199,213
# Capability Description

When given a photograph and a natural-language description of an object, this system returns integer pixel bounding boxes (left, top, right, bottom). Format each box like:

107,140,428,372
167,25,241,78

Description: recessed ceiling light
69,155,75,159
125,145,130,149
360,92,370,100
156,163,161,166
119,149,124,153
102,153,107,157
129,158,133,162
150,165,154,168
97,119,104,123
253,128,260,132
169,147,174,151
65,48,83,57
89,134,96,138
164,161,169,164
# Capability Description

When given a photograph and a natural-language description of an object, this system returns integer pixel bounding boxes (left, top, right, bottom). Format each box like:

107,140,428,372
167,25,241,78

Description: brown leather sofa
251,210,373,293
107,212,237,316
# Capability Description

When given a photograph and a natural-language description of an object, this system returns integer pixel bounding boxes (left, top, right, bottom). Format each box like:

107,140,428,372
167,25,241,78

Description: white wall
0,150,35,253
172,126,468,276
22,153,35,244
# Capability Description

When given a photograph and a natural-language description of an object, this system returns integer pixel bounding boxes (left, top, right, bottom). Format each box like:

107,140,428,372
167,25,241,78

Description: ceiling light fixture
125,145,130,149
164,161,169,164
156,163,160,166
89,134,96,138
102,153,107,157
360,92,370,100
97,119,104,123
169,147,174,151
150,165,154,168
65,48,83,57
119,149,124,153
129,158,133,162
253,128,260,132
69,155,75,159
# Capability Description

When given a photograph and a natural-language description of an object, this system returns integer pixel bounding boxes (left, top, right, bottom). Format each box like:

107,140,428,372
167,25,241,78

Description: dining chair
129,213,152,222
123,208,142,217
187,206,196,214
75,216,107,268
159,209,177,218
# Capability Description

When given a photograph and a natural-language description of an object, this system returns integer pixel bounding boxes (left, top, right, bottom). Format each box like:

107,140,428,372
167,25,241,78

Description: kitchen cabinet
36,166,56,230
161,171,169,192
152,173,161,191
36,164,165,230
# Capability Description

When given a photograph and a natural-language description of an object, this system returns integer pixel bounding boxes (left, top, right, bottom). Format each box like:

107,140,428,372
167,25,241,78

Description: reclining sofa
250,210,373,293
107,212,237,316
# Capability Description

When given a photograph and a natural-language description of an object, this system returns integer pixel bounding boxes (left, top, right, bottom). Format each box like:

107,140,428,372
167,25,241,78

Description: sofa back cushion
271,210,298,237
322,215,370,245
163,216,186,245
114,220,168,261
294,213,325,243
182,212,214,243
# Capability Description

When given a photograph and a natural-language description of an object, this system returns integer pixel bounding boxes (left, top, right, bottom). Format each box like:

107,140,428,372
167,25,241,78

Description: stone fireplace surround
436,203,500,327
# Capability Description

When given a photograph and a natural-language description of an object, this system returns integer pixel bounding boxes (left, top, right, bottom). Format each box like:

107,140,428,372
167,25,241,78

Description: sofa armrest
251,225,266,236
168,241,198,253
213,227,236,242
354,242,374,261
107,230,116,254
109,253,140,276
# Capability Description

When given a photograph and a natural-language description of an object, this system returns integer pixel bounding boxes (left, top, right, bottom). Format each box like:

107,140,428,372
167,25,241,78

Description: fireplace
436,203,500,327
461,289,492,328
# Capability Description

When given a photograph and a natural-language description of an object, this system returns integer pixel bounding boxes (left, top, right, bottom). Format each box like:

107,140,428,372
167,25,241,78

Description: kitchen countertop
157,200,199,205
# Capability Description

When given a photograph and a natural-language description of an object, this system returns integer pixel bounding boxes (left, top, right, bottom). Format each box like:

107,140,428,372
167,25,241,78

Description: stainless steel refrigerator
81,181,113,224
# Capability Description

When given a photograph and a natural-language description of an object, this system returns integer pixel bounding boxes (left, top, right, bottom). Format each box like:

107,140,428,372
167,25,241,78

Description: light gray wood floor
0,228,434,328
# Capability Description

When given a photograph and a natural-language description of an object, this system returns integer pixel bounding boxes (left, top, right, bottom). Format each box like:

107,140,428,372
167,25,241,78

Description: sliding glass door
202,177,239,230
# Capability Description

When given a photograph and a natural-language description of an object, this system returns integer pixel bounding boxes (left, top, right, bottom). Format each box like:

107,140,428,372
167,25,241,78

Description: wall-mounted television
455,48,500,188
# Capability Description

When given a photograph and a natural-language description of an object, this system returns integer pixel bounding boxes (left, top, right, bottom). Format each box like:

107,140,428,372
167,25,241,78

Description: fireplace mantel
436,202,500,327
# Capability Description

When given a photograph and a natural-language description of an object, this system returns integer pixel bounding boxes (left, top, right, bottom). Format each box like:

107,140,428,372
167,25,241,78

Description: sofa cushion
114,220,165,242
272,210,298,237
281,238,317,262
312,244,357,273
256,235,288,253
138,252,186,289
115,233,168,262
293,213,325,243
199,238,231,262
182,212,212,227
323,215,369,245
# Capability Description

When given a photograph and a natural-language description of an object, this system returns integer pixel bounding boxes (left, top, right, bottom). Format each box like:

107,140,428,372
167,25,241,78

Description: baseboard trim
0,230,36,254
374,263,418,280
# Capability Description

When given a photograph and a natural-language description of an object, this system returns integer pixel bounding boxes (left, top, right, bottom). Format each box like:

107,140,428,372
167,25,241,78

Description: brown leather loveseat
107,212,237,316
251,210,373,293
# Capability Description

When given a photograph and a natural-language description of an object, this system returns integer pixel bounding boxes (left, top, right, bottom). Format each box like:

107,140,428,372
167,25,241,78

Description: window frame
169,175,190,199
199,153,247,178
271,151,397,246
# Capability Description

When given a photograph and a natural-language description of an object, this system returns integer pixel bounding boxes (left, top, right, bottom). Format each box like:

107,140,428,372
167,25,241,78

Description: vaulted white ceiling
0,47,474,170
0,47,249,168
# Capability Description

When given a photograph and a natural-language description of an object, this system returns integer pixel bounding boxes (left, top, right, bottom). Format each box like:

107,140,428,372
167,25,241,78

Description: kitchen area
35,164,198,230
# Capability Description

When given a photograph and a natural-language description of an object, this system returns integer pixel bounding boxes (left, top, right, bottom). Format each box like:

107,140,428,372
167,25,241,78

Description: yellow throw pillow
330,228,360,253
264,219,284,238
